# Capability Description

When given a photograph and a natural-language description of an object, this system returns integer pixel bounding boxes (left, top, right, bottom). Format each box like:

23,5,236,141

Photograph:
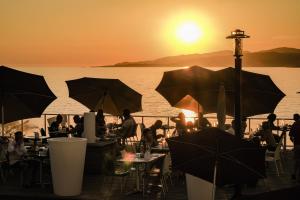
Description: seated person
137,128,154,153
49,114,68,137
69,115,84,137
186,121,194,133
171,112,187,136
8,131,38,187
226,119,247,137
116,109,137,145
194,112,211,130
8,131,27,166
149,120,163,146
226,120,236,135
264,113,281,142
96,109,107,138
254,121,277,151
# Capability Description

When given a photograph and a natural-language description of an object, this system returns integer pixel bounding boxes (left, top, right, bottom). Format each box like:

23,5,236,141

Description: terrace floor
0,150,299,200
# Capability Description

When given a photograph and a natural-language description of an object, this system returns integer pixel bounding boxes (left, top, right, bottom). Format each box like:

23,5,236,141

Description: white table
117,153,165,194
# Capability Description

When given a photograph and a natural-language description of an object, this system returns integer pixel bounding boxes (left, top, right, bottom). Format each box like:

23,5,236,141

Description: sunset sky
1,0,300,67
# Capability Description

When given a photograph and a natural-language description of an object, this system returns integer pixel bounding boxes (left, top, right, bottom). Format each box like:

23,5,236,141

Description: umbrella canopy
166,128,265,187
156,66,285,117
0,66,57,133
156,66,216,109
66,77,142,115
173,94,203,113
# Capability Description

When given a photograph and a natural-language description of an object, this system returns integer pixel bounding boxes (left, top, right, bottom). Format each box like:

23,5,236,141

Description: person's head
293,113,300,121
73,115,81,124
231,119,235,129
267,113,277,122
153,120,163,129
97,109,104,116
178,112,185,120
56,114,63,124
142,128,153,144
14,131,23,145
123,109,131,119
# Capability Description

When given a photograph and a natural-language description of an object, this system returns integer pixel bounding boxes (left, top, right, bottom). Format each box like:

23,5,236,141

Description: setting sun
176,22,203,43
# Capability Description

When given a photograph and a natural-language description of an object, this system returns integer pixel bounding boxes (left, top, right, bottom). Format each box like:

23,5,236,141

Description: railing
2,113,294,150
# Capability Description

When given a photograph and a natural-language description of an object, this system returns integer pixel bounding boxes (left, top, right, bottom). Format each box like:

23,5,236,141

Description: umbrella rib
168,139,216,153
173,153,214,168
8,91,56,99
220,154,265,178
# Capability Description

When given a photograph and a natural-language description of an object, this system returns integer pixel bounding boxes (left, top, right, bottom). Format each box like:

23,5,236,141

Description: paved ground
0,150,299,200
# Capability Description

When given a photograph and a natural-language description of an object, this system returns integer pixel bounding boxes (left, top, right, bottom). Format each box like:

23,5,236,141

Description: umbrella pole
1,103,4,136
197,103,200,129
212,160,218,200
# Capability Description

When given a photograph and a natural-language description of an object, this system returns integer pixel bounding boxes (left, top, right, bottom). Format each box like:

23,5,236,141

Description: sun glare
181,109,196,123
176,22,203,43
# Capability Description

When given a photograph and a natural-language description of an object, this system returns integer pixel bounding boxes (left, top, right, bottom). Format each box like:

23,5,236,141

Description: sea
13,66,300,118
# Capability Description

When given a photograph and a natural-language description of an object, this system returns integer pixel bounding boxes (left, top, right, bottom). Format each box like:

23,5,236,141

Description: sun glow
181,109,196,123
161,11,216,54
176,22,203,43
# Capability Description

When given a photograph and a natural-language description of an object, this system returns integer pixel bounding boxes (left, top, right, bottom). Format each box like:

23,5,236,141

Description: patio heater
226,29,250,139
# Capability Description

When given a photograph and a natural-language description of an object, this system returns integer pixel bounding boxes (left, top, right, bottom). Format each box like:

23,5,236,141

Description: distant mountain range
101,47,300,67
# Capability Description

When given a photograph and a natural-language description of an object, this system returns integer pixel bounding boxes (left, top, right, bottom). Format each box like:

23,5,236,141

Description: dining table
117,153,166,195
25,145,50,188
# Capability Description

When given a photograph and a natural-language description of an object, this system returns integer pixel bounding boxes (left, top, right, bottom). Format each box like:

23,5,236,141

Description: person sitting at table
49,114,68,137
194,112,211,130
117,109,137,145
226,119,247,137
149,120,163,146
266,113,280,131
69,115,84,137
7,131,27,166
254,121,277,151
226,120,236,135
96,109,107,138
171,112,187,136
137,128,154,153
8,131,38,187
49,114,63,132
289,113,300,180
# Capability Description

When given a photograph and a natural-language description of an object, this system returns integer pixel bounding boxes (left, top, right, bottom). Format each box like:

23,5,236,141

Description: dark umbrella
0,66,57,135
166,128,265,199
156,66,215,109
156,66,285,117
66,77,142,115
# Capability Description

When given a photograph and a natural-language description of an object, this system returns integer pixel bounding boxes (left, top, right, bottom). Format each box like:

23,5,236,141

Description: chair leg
0,165,5,183
279,159,284,172
274,160,279,176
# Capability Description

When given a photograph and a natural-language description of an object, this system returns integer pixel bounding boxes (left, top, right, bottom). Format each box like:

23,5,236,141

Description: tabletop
117,153,165,163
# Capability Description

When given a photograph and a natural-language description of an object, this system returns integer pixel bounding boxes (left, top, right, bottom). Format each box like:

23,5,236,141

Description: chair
103,155,130,193
142,155,167,197
265,135,284,176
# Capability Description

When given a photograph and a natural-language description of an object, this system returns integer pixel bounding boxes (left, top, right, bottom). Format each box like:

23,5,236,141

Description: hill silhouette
102,47,300,67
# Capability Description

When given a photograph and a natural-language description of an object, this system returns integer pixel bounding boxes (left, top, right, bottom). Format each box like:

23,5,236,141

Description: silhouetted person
49,114,63,132
194,112,211,130
8,131,38,187
149,120,163,146
70,115,84,137
171,112,187,136
96,109,106,138
117,109,136,145
289,113,300,180
266,113,281,142
255,121,276,151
